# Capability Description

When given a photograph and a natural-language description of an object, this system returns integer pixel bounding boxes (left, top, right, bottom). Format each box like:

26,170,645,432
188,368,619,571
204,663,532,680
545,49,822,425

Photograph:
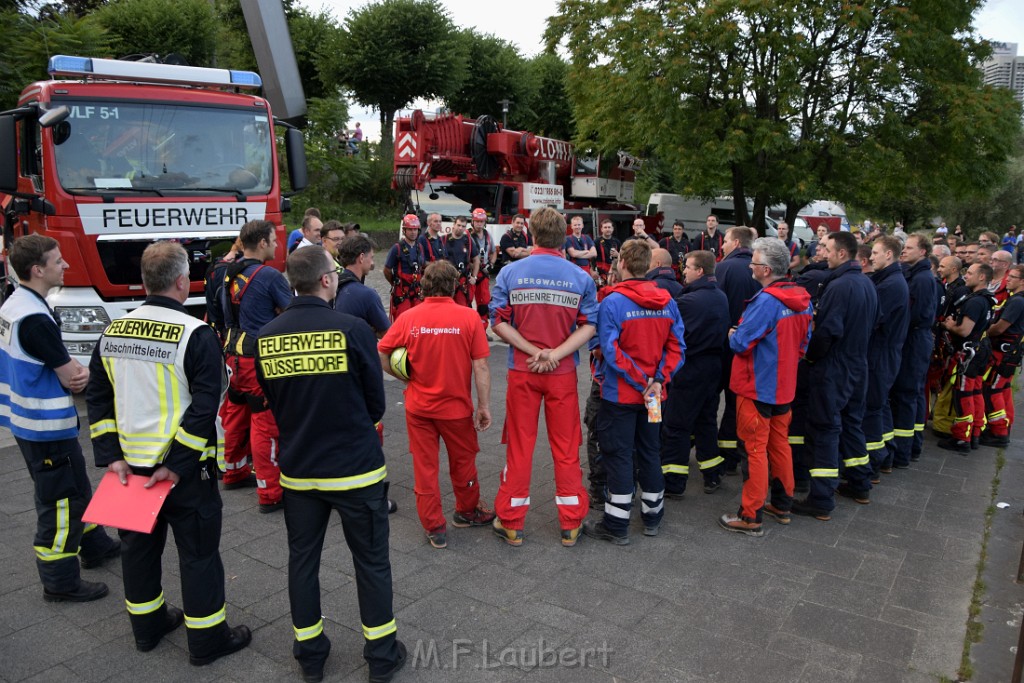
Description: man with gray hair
88,241,251,663
720,238,811,535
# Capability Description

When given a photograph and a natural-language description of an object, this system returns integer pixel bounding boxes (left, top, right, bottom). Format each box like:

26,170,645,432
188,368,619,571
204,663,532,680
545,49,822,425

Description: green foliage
445,31,531,125
0,9,111,109
546,0,1023,230
324,0,467,153
287,95,403,221
94,0,216,65
518,53,574,140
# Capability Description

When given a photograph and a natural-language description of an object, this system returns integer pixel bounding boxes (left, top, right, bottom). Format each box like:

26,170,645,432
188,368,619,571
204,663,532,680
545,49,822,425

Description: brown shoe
762,504,791,525
718,514,764,537
452,506,496,527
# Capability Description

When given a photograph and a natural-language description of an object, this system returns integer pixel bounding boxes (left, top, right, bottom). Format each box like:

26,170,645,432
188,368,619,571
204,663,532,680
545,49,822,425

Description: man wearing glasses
980,264,1024,446
256,246,405,683
320,221,345,261
719,238,811,536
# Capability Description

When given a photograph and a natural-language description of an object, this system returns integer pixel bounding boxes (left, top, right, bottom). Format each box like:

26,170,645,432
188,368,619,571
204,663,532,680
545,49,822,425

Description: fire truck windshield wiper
178,187,247,200
64,187,166,197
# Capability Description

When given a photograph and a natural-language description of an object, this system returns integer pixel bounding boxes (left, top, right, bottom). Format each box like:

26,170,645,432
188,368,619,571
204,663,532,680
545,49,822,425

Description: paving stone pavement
1,362,1021,683
0,258,1021,682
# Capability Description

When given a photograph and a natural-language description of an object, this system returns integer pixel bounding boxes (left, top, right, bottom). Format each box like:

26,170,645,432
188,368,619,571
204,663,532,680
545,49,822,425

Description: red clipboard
83,472,174,534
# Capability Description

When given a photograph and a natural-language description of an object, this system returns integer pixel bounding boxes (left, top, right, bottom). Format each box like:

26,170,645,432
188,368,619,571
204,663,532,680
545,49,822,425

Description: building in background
981,42,1024,106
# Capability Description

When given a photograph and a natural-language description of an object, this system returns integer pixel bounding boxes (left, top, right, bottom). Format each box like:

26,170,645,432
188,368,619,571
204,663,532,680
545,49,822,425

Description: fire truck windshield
53,100,273,195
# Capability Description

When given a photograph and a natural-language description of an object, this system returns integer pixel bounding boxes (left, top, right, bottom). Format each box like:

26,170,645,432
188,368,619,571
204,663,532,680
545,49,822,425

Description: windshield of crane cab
52,101,273,195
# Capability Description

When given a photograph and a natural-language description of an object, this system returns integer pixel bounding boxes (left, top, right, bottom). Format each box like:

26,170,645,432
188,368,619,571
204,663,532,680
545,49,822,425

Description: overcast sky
300,0,1024,142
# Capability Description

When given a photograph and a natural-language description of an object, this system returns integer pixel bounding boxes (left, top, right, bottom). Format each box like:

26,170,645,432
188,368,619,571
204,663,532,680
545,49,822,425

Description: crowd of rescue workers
1,205,1017,682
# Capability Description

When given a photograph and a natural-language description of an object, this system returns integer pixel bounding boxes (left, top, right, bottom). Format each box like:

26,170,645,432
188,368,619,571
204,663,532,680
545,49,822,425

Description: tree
94,0,216,65
518,53,574,140
1,9,111,110
324,0,466,157
546,0,1022,232
444,31,531,126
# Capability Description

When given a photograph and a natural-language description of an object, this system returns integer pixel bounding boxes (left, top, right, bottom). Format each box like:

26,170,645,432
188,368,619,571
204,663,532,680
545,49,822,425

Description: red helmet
471,208,487,221
402,214,421,230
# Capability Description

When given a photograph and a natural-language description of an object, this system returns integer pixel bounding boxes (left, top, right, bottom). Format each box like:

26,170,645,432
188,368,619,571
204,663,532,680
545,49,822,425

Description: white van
646,193,791,243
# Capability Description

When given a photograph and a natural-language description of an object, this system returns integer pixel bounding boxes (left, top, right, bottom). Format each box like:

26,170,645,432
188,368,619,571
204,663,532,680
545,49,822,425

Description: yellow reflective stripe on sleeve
126,591,166,615
90,419,117,439
174,427,207,452
842,455,870,468
717,440,738,449
661,464,689,475
913,423,925,432
988,410,1007,420
185,604,226,629
294,619,324,641
699,456,725,470
788,436,805,445
893,428,915,438
810,468,839,478
865,441,885,451
954,416,973,424
83,523,98,534
280,465,387,492
362,619,397,640
882,431,895,442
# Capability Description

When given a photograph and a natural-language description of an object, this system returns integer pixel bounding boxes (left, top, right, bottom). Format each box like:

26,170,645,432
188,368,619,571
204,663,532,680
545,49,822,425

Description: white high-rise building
981,42,1024,104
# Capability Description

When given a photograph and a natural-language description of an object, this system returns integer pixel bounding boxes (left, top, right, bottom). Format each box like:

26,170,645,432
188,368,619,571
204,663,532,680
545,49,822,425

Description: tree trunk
731,164,749,228
379,109,396,163
751,193,769,234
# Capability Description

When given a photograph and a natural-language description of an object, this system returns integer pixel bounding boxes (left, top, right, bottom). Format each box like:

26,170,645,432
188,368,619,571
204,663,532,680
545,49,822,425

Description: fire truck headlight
54,306,111,334
64,341,97,356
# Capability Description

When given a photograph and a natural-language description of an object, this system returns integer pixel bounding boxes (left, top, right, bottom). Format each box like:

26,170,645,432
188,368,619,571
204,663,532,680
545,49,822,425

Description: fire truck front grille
96,238,234,286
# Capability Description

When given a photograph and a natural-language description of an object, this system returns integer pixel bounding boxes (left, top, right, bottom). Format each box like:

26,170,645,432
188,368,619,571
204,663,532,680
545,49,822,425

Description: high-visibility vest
91,304,225,468
0,288,78,441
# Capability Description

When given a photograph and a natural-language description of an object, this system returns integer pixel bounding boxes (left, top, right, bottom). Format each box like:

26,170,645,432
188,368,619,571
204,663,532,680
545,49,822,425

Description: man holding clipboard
87,242,251,664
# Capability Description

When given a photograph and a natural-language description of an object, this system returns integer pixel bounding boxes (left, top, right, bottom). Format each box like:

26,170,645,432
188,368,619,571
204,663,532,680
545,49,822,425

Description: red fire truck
391,109,655,242
0,55,307,361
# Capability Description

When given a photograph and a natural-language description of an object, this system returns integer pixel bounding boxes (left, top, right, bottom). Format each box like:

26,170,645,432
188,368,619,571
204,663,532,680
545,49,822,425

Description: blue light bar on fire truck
47,55,263,90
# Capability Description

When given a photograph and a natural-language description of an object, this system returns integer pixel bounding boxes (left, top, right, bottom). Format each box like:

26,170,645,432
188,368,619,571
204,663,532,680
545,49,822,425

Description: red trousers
389,294,421,322
494,371,589,530
984,350,1014,436
951,371,985,441
453,283,472,308
406,412,482,532
472,278,490,324
220,354,282,504
735,395,794,521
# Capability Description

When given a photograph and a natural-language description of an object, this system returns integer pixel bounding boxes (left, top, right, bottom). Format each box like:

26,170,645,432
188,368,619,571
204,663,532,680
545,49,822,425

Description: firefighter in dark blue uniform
256,247,405,683
889,234,939,467
863,237,909,479
790,246,833,492
715,227,762,474
443,215,479,307
661,250,731,496
792,231,878,519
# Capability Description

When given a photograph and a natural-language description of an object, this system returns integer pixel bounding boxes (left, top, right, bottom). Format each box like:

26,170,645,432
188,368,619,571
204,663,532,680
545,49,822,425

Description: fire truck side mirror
0,115,16,193
284,127,307,193
38,105,70,128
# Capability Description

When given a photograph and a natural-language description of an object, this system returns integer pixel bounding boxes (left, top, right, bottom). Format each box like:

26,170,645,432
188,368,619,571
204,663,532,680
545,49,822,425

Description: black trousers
16,436,116,592
120,461,231,657
284,481,400,677
661,354,723,492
